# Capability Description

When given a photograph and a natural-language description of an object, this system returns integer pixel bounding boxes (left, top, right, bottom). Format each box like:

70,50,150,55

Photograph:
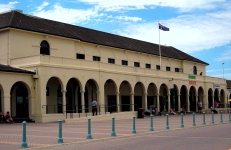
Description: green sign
188,75,196,79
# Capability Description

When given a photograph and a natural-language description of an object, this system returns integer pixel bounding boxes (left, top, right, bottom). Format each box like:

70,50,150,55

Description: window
122,60,128,66
76,53,85,59
40,40,50,55
175,68,179,72
146,64,151,69
134,62,140,67
156,65,160,70
166,67,171,71
108,58,115,64
93,56,100,61
193,66,197,75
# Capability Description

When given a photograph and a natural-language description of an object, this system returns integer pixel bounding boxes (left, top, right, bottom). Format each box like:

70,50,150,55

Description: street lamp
222,63,224,78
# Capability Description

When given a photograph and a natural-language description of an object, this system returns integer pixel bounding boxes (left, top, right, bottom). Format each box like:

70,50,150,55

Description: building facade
0,10,228,122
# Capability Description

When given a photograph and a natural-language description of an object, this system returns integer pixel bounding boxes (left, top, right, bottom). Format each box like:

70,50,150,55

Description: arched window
193,66,197,75
40,40,50,55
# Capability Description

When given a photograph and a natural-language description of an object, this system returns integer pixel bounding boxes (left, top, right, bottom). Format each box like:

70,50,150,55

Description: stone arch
189,86,197,112
119,81,132,112
193,66,197,75
40,40,50,55
134,82,145,111
170,84,179,111
180,85,188,111
104,79,117,113
220,89,225,108
198,86,204,107
159,83,169,112
10,81,31,118
208,88,213,108
147,83,158,109
214,89,219,105
46,76,63,113
66,78,82,113
85,79,99,113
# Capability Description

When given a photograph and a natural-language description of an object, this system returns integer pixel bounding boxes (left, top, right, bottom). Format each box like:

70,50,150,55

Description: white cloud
36,1,49,11
77,0,225,12
116,6,231,53
31,4,99,25
115,16,142,22
216,49,231,61
0,1,18,12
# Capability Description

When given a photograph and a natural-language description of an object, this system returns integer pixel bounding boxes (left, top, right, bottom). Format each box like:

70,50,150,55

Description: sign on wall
188,75,196,79
189,81,196,85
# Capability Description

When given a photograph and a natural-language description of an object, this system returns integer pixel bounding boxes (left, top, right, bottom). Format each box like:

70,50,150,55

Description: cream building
0,10,228,123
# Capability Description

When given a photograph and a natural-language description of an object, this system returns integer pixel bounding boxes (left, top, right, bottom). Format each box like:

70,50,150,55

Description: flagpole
158,22,161,67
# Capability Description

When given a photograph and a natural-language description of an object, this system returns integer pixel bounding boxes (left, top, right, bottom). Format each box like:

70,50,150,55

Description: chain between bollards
211,111,214,125
192,112,196,126
220,111,223,124
166,114,169,130
111,117,116,136
86,117,93,139
180,113,184,128
132,116,136,134
21,121,28,148
202,112,206,125
57,119,63,143
150,114,154,131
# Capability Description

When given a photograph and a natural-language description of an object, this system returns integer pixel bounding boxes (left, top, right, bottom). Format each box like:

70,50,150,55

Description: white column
81,90,85,113
144,93,148,110
157,94,160,112
130,92,134,111
168,93,171,112
62,90,66,113
116,92,120,112
178,94,181,112
97,90,103,114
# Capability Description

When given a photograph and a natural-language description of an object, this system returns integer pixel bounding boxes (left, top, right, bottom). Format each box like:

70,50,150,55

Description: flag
159,23,169,31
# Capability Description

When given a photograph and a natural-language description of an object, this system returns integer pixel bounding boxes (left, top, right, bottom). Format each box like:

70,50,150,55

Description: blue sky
1,0,231,80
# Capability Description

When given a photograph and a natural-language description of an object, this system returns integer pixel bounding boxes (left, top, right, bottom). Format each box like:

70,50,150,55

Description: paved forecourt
0,113,230,150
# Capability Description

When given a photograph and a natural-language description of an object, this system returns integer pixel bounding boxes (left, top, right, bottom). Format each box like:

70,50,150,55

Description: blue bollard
211,111,214,125
150,114,154,131
202,112,206,125
111,117,116,136
86,117,93,139
220,111,223,124
166,114,169,130
229,110,231,123
192,112,196,126
132,116,136,134
57,119,63,143
21,121,28,148
180,113,184,128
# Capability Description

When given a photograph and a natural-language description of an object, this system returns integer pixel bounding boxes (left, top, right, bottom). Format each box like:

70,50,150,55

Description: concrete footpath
0,113,230,150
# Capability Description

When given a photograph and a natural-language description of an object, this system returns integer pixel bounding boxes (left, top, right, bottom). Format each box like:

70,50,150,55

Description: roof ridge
8,10,16,26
